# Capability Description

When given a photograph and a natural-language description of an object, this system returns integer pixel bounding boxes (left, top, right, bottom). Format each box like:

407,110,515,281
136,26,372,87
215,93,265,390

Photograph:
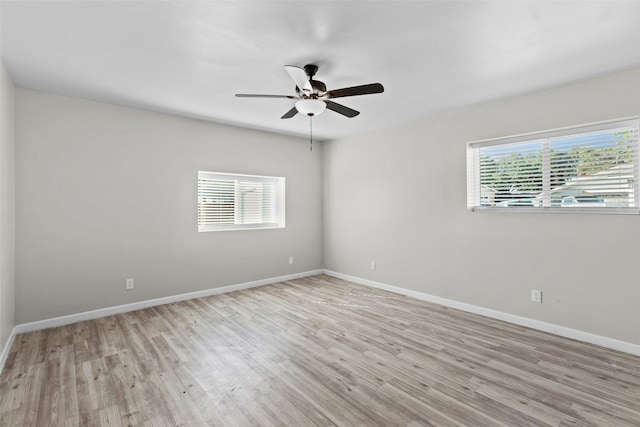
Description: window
467,118,639,214
198,171,285,231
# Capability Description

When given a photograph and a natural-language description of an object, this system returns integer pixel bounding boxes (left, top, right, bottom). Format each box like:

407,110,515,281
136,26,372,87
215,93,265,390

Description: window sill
198,224,285,232
471,206,640,215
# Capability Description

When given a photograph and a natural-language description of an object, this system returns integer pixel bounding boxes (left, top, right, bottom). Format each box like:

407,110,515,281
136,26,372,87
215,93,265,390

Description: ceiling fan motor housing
295,79,326,97
310,80,326,96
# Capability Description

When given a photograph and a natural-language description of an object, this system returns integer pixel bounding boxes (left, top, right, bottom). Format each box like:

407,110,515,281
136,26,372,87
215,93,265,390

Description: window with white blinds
198,171,285,231
467,118,640,214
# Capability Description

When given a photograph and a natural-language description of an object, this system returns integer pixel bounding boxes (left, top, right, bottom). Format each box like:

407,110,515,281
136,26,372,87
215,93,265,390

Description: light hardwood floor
1,275,639,426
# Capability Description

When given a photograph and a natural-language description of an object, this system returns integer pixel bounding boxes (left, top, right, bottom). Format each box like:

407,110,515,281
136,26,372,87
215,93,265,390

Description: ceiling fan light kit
295,99,326,116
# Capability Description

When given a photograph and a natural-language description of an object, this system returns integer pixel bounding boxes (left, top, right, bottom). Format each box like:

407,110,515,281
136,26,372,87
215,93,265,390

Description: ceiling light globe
295,99,326,116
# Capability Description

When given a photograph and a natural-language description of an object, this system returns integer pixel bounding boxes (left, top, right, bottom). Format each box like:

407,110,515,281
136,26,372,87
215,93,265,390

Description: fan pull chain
309,116,313,152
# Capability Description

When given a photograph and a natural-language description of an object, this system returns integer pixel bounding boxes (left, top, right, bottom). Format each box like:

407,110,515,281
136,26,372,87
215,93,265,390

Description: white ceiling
2,1,640,141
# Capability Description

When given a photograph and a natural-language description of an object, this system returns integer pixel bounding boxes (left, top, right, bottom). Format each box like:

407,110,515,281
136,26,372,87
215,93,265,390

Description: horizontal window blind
198,171,285,231
467,118,639,214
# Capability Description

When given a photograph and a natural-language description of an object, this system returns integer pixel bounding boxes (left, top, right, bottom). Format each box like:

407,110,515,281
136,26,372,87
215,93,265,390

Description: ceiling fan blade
284,65,312,92
236,94,296,98
325,83,384,99
325,100,360,118
281,106,298,119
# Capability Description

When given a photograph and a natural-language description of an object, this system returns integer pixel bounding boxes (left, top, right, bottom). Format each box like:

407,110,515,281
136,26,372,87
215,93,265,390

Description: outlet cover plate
531,289,542,303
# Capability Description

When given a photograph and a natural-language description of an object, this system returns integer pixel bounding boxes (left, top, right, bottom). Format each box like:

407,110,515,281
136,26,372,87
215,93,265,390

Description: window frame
467,117,640,215
197,171,286,232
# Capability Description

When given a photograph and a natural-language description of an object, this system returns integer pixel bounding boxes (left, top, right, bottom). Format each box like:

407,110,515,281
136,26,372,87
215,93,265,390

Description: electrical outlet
289,256,294,265
125,278,134,290
370,261,376,270
531,289,542,303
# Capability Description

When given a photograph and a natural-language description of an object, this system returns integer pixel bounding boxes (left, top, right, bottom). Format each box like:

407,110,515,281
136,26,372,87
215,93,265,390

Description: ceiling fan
235,64,384,119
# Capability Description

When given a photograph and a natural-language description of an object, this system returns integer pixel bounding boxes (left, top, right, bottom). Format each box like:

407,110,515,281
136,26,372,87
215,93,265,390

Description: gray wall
0,60,15,350
15,89,322,323
323,67,640,345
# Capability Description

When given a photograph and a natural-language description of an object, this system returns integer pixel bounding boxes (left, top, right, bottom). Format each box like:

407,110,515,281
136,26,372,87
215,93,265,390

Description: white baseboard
323,270,640,357
14,269,323,335
0,327,16,374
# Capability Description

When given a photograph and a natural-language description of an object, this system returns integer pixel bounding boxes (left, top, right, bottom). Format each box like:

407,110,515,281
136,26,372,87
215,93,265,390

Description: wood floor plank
1,274,639,426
